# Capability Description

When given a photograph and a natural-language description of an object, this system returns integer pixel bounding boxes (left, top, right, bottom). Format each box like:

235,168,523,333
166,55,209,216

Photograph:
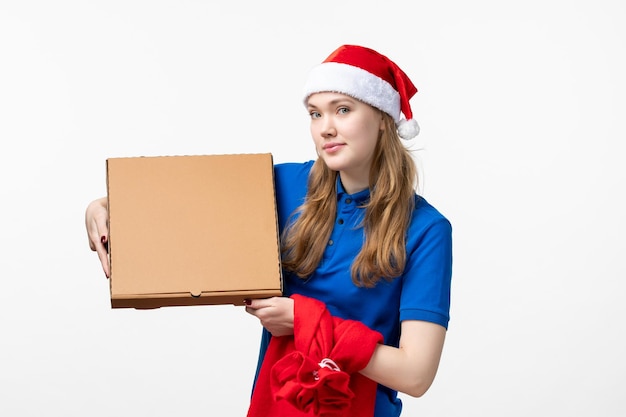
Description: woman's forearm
359,320,446,397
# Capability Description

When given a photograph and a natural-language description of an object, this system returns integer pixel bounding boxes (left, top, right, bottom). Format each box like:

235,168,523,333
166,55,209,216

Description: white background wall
1,1,624,416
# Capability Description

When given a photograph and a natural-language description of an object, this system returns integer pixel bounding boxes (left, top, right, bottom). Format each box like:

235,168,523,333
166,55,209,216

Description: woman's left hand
244,297,294,337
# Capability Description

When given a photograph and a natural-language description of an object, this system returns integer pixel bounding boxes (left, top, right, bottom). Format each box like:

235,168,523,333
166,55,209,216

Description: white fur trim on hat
303,62,402,122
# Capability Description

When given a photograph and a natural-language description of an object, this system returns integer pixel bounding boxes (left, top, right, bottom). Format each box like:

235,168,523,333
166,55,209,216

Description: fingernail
101,236,107,244
244,299,251,306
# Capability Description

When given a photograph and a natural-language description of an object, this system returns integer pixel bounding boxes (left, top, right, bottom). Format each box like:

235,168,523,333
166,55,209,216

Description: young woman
85,45,452,417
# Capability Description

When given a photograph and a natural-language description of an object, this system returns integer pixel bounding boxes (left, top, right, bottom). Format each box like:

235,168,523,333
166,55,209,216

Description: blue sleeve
273,161,313,231
400,213,453,329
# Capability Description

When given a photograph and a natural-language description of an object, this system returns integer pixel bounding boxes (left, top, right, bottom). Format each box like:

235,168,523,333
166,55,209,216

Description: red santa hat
303,44,420,140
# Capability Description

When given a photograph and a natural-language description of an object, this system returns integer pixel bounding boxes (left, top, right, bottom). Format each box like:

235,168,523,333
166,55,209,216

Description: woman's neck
338,172,369,194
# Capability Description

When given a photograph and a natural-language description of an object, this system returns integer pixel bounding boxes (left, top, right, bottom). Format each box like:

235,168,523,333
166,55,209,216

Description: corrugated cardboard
106,153,283,309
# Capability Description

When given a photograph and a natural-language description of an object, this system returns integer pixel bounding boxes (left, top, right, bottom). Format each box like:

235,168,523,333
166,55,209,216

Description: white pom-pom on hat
397,118,420,140
303,45,420,140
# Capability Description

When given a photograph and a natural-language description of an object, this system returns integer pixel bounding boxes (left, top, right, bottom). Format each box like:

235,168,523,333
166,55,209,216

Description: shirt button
338,219,344,225
328,239,334,246
345,198,352,204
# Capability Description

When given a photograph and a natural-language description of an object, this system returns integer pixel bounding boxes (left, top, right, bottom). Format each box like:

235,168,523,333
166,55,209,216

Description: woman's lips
323,143,345,153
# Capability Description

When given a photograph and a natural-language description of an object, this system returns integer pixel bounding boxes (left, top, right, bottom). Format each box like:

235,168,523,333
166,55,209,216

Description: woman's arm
85,196,110,277
246,297,446,397
360,319,446,397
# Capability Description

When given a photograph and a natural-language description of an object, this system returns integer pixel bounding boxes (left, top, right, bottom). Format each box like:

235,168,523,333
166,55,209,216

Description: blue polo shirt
254,160,453,416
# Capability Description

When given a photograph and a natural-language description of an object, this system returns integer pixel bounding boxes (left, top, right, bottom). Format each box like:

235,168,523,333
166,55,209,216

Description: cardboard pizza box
106,153,283,309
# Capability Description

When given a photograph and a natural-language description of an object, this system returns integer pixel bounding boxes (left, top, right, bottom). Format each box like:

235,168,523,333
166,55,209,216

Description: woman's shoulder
273,161,315,209
274,160,314,187
403,196,453,268
274,160,315,175
410,195,452,232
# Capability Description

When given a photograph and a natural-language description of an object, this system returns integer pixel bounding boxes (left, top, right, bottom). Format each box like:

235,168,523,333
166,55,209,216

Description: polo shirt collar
336,176,370,205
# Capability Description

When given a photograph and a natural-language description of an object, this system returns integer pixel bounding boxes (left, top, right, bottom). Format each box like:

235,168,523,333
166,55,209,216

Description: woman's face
307,92,384,193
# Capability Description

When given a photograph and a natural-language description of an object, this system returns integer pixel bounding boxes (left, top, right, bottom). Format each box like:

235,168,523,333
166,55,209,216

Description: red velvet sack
247,294,383,417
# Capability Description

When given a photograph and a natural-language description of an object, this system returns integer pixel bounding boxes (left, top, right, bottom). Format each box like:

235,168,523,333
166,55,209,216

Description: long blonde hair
280,114,417,287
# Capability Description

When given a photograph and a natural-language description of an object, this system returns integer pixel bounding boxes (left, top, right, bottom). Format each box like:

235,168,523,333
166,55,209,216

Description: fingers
96,236,110,278
87,223,107,252
88,229,110,278
244,297,294,337
243,298,275,318
244,297,278,310
85,197,110,278
86,218,110,278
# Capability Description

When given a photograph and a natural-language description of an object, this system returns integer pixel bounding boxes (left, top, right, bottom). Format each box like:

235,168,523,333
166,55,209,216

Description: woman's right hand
85,196,110,278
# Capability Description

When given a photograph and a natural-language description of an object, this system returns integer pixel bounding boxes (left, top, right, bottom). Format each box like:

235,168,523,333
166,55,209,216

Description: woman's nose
321,117,337,137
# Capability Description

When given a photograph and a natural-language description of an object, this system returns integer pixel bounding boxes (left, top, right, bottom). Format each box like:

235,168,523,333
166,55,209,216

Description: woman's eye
309,111,321,119
338,107,350,114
